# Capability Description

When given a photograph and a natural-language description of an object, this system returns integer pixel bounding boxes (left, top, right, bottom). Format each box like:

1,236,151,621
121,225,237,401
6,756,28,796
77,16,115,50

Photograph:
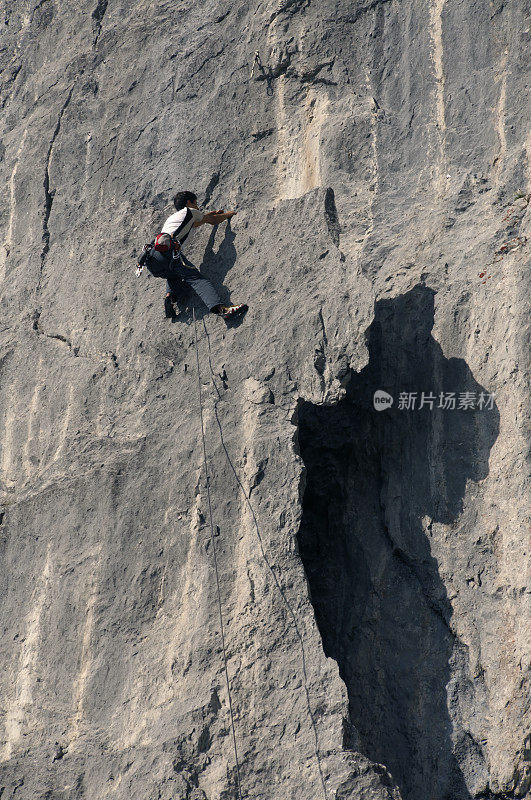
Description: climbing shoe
220,304,248,321
164,294,176,319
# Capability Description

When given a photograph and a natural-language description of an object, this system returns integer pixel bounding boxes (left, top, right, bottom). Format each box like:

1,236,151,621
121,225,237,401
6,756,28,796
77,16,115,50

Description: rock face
0,1,529,799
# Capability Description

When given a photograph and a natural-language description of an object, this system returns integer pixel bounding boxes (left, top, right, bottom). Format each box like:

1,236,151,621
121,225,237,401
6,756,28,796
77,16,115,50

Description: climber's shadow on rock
171,221,239,325
297,284,499,800
200,220,237,302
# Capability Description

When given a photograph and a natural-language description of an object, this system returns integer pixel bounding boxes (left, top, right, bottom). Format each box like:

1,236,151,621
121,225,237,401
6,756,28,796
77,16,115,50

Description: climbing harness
135,207,195,276
154,231,181,255
192,308,244,800
135,232,184,276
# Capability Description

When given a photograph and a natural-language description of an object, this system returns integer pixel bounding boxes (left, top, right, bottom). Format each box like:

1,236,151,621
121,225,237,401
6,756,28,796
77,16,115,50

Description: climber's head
173,191,198,210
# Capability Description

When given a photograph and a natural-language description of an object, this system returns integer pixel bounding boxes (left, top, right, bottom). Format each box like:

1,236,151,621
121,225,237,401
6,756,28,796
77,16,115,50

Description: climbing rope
192,307,244,800
201,318,329,800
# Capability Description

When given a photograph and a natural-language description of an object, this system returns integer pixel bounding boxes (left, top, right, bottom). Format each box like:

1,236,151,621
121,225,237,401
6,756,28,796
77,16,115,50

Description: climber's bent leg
165,277,183,298
171,256,222,312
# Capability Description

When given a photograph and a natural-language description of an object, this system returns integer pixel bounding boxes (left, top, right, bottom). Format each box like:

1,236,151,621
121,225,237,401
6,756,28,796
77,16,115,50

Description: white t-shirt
161,207,204,248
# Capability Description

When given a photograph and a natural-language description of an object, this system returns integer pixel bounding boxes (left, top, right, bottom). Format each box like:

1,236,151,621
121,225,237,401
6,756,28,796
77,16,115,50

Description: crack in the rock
40,83,75,290
324,187,340,247
299,59,336,83
92,0,108,46
32,313,119,366
32,314,79,355
317,307,328,348
0,63,22,109
132,117,157,143
251,128,274,141
172,46,226,92
42,331,79,356
378,514,456,638
89,146,118,179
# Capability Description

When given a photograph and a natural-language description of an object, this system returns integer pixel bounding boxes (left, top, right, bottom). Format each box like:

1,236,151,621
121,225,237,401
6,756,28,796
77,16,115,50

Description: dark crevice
33,319,80,355
317,307,328,347
251,128,274,141
324,187,340,247
44,332,78,355
40,83,75,287
0,63,22,109
296,285,500,800
91,0,108,46
299,60,335,82
214,8,231,23
172,46,226,91
32,315,118,363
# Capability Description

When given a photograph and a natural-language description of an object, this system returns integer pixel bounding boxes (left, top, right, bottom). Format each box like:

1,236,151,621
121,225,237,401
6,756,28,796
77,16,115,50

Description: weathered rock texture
0,0,529,798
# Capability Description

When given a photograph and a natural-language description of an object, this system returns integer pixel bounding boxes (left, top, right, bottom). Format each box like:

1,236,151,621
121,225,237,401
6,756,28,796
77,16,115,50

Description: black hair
173,191,197,210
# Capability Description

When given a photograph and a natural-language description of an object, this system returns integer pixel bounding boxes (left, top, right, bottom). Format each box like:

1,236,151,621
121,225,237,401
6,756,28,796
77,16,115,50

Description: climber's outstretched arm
194,210,237,227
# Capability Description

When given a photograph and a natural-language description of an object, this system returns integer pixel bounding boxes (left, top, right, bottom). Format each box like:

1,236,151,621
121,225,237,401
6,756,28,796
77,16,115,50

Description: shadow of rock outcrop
297,285,499,800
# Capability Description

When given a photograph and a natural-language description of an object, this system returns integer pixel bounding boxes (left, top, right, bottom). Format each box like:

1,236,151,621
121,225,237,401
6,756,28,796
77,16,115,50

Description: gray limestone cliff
0,1,529,798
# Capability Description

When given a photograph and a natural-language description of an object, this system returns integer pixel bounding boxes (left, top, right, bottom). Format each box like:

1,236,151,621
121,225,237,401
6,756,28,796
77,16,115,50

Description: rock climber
147,190,248,321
